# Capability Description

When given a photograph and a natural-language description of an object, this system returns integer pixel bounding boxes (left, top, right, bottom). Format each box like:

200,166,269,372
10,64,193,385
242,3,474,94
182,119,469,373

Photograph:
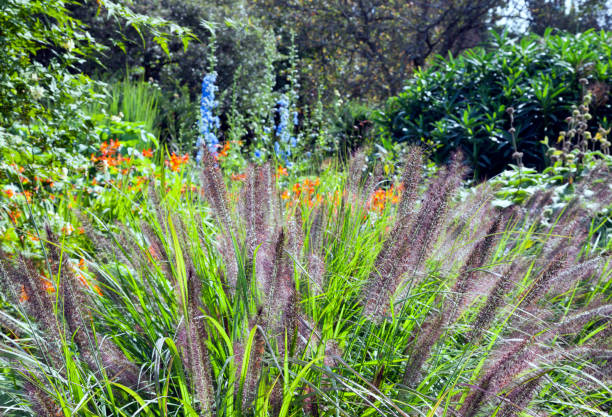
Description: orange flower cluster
368,186,401,213
276,165,288,178
218,142,231,158
74,258,102,296
166,152,189,172
216,140,243,160
91,139,134,168
231,173,247,182
282,177,322,208
8,163,28,185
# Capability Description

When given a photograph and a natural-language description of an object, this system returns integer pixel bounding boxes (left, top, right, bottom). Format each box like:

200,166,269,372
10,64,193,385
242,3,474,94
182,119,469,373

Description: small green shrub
329,101,375,162
377,29,612,179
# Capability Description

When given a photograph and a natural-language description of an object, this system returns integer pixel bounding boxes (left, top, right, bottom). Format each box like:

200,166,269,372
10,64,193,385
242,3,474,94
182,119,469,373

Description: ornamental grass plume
1,227,147,396
4,142,612,416
459,335,537,417
233,312,266,412
183,261,215,415
466,261,524,342
22,376,61,417
496,374,544,417
402,215,503,387
362,150,465,319
199,146,233,235
447,215,503,324
396,146,423,222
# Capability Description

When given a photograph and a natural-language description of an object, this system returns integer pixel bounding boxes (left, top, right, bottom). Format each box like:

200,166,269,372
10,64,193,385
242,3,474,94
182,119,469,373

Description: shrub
377,30,612,179
329,101,376,162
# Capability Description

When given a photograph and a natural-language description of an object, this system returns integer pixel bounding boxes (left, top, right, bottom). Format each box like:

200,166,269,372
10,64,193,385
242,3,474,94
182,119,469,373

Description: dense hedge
377,30,611,179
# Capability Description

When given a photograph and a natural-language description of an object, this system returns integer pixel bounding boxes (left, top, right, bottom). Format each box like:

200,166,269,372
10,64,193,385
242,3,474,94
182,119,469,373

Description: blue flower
275,95,290,144
255,149,263,159
197,73,220,163
292,111,298,126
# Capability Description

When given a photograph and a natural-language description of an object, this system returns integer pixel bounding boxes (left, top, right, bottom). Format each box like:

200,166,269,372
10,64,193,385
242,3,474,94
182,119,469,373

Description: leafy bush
377,30,612,179
329,101,375,162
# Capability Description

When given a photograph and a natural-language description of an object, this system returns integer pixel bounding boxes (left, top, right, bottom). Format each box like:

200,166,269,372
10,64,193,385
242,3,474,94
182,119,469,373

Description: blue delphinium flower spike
197,73,220,163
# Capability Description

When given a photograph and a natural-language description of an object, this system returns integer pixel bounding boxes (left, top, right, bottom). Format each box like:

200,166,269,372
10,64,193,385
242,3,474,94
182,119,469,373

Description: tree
254,0,506,100
525,0,612,34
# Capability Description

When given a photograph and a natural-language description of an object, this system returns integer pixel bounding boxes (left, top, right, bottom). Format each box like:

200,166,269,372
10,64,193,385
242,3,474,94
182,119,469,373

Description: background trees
254,0,505,100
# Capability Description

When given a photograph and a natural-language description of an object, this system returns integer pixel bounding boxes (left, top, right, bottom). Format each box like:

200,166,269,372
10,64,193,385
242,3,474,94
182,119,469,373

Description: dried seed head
402,313,446,387
308,205,326,254
307,253,325,296
460,337,536,417
182,261,215,415
520,252,567,308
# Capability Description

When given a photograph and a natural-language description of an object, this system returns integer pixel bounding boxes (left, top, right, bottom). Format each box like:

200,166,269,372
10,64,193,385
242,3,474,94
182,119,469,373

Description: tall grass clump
88,76,162,136
1,146,611,416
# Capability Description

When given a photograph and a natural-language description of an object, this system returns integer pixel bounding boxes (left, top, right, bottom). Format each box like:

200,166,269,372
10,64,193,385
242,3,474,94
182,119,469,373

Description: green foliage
255,0,505,100
329,101,375,162
491,150,612,251
73,0,278,119
377,30,612,179
88,77,162,138
0,0,100,152
524,0,612,35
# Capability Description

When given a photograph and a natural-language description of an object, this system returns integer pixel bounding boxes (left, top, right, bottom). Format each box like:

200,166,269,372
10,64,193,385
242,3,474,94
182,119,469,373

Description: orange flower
167,152,189,172
292,182,301,198
77,274,88,287
19,285,29,303
41,276,55,293
61,224,74,235
142,148,153,158
369,188,387,213
8,209,21,223
281,190,290,200
148,245,160,260
218,142,231,158
3,189,14,198
277,166,288,177
231,173,247,181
